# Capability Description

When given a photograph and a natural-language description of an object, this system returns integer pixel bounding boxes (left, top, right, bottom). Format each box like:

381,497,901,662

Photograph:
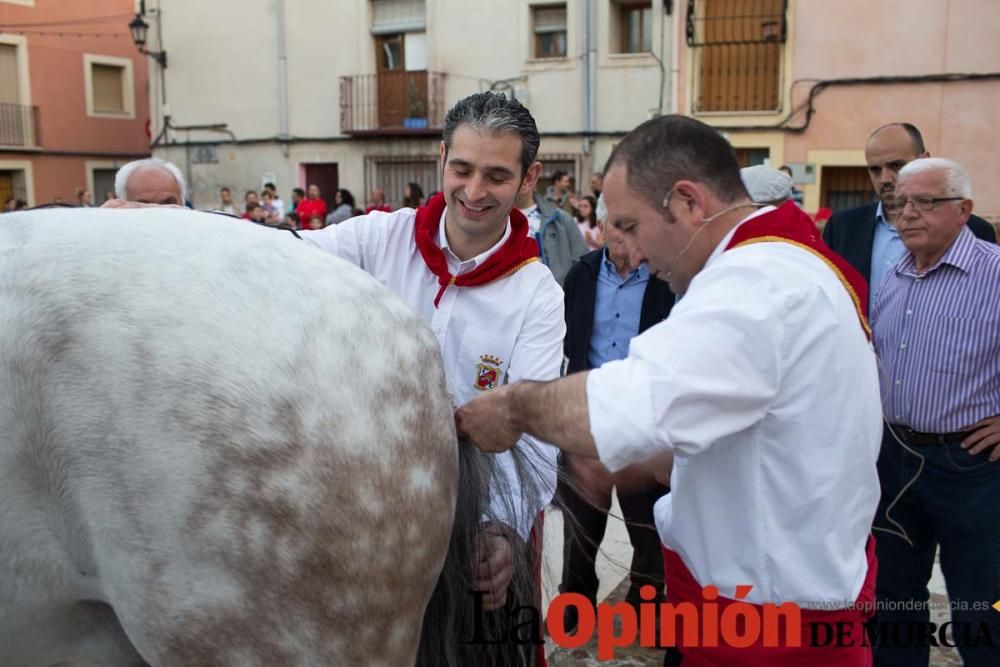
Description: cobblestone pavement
542,507,963,666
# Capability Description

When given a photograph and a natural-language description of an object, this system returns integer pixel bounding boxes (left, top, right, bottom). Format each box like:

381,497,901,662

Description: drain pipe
276,0,290,156
582,0,596,156
670,0,681,113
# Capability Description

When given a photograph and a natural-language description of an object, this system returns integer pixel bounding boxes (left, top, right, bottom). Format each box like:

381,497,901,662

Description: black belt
888,424,973,446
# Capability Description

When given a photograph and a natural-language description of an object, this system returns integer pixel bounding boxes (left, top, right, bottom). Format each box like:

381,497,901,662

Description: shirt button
906,310,912,315
895,380,901,385
612,342,617,348
900,343,907,350
615,313,620,318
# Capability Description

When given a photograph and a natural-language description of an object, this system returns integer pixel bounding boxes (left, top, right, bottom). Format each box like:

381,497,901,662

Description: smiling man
458,114,883,666
301,93,562,662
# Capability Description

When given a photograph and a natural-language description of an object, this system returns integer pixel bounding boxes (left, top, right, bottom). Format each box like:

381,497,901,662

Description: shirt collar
602,248,649,280
874,201,897,233
437,206,513,274
896,224,976,277
704,205,776,269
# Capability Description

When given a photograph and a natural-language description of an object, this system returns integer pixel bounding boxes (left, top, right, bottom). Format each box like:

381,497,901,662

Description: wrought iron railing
340,71,445,134
0,103,39,147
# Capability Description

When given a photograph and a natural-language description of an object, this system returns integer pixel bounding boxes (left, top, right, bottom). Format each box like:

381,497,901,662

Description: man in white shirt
301,93,562,640
458,115,882,666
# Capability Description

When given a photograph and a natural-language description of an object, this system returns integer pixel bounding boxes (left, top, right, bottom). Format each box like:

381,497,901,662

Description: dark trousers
872,427,1000,667
556,465,668,603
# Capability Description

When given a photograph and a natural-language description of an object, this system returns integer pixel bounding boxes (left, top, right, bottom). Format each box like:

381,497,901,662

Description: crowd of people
51,92,999,667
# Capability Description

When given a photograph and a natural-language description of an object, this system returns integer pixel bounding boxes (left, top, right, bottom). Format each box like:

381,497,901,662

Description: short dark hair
245,190,257,200
551,170,568,185
263,182,277,191
442,92,540,178
869,122,926,155
245,202,260,211
220,186,231,194
604,114,748,210
292,187,305,197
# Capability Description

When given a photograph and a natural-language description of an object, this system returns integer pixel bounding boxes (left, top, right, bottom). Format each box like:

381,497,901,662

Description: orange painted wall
675,0,1000,220
0,0,150,203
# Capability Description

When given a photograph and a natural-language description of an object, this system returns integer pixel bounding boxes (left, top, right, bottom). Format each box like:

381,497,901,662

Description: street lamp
129,14,167,68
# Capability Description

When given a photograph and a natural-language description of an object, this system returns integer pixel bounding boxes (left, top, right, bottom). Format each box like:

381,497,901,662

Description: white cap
740,165,793,204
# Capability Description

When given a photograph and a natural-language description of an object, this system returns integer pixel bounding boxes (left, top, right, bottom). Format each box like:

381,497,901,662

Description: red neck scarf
414,193,540,307
725,202,872,340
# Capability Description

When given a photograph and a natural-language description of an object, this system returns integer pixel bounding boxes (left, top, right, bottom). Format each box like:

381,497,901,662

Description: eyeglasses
889,196,964,212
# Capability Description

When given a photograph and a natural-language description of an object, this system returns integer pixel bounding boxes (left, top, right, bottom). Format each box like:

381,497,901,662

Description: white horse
0,209,459,665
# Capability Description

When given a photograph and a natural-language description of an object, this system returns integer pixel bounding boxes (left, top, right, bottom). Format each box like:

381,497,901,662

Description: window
820,166,876,212
91,167,118,204
688,0,786,113
733,148,770,167
92,65,124,113
83,54,135,119
533,155,579,198
532,5,567,59
615,2,652,54
367,156,438,210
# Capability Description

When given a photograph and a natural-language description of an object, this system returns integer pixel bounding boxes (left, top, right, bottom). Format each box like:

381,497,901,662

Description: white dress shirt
302,208,564,539
586,209,882,607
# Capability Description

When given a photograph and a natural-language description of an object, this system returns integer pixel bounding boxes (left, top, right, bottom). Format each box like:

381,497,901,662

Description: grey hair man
114,157,187,206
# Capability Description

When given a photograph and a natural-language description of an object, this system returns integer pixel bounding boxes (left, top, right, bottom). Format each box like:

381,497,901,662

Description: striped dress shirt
872,226,1000,432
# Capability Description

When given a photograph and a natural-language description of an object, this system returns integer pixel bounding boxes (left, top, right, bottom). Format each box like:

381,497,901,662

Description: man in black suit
823,122,996,310
556,200,674,630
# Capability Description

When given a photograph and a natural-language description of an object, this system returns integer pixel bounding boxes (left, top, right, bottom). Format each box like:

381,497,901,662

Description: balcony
340,71,445,136
0,103,39,148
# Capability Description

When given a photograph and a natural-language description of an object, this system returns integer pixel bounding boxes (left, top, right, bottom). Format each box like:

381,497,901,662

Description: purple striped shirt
872,225,1000,432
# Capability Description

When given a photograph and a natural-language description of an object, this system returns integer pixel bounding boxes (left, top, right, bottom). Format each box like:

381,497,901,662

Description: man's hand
962,416,1000,462
455,385,521,453
472,525,514,611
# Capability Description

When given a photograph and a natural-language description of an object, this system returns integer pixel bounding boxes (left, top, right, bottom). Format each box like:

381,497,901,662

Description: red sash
414,193,540,307
724,202,871,340
662,539,877,666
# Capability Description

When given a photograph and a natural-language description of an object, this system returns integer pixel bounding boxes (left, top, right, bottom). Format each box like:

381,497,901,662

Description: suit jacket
563,249,675,374
822,202,997,283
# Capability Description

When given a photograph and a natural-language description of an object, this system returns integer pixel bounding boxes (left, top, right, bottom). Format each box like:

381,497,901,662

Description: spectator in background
778,165,805,206
75,187,92,207
573,195,602,251
260,190,281,225
283,212,299,229
557,190,674,632
402,182,425,209
870,157,1000,667
325,188,356,226
112,157,186,206
365,187,392,213
822,122,996,313
296,184,328,224
545,170,575,215
741,164,793,207
3,197,14,212
219,187,238,215
245,190,259,208
244,201,266,224
515,180,588,286
289,187,305,214
308,214,324,230
590,171,603,199
263,182,285,217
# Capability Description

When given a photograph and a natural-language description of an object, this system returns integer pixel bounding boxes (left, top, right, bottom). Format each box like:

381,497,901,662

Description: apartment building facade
0,0,150,205
149,0,999,223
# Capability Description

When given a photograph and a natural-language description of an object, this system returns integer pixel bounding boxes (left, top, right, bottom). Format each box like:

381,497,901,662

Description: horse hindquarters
0,210,459,666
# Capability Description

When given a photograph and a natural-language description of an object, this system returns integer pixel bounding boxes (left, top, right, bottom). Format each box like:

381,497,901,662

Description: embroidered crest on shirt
474,354,504,391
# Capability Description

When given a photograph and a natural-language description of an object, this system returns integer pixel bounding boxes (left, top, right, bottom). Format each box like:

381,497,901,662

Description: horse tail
416,437,548,666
